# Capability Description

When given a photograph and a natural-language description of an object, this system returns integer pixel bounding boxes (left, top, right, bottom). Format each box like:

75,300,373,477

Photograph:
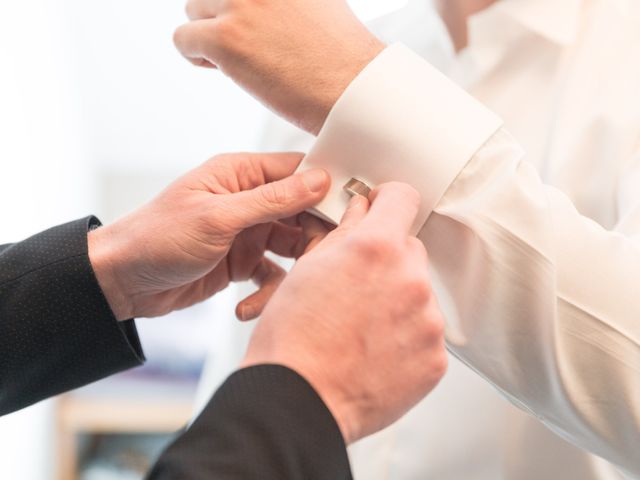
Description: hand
174,0,385,134
88,153,330,320
242,183,448,444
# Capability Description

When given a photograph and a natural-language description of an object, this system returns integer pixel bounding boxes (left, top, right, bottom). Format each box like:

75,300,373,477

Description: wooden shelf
58,396,193,434
55,374,198,480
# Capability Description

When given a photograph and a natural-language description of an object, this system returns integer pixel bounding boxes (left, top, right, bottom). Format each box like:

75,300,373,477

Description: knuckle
350,234,397,261
203,154,234,177
174,19,231,60
261,182,291,207
205,153,226,166
416,307,446,355
204,154,266,191
431,349,449,379
407,237,429,261
212,16,241,48
426,311,446,342
236,156,266,188
173,24,190,50
395,182,421,207
403,277,432,304
185,1,198,20
381,181,421,207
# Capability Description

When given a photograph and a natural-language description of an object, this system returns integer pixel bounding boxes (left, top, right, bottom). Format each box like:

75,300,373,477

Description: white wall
0,1,92,478
0,1,407,478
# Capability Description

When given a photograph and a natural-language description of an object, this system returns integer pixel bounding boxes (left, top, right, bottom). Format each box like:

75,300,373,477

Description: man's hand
174,0,384,134
88,153,330,320
242,183,447,444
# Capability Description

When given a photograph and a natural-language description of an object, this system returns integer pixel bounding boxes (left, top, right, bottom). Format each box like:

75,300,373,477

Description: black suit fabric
0,218,353,479
148,365,353,480
0,217,144,415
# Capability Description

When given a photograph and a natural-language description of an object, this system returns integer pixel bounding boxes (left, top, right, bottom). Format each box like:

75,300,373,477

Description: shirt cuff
298,43,503,233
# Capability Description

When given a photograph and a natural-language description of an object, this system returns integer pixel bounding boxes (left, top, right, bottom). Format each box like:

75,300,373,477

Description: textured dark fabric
1,219,352,477
148,365,353,480
0,217,145,415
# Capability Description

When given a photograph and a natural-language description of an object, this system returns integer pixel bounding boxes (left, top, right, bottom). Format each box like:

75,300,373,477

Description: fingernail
240,304,255,321
349,195,364,207
347,195,367,210
302,169,329,193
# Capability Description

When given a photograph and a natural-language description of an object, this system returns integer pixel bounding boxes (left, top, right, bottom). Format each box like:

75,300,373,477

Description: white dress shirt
261,0,640,478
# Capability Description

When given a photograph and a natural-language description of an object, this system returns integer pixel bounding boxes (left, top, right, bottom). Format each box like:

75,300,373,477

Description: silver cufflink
343,178,372,198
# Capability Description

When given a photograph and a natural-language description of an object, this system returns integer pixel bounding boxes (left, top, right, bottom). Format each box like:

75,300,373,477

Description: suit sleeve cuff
84,217,145,365
68,216,145,372
0,217,144,414
149,365,352,479
299,43,503,232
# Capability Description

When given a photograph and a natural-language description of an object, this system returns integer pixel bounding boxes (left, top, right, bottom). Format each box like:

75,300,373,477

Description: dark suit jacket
0,217,352,479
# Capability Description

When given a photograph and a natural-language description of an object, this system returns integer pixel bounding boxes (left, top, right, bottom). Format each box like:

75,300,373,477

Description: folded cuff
300,43,503,233
0,217,144,415
149,365,352,479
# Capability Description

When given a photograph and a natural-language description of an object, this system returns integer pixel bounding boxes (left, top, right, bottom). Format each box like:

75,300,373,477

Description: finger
335,195,370,231
278,215,302,227
318,196,369,247
248,152,307,183
225,168,331,230
407,236,430,269
267,222,304,258
279,213,334,231
186,56,217,69
360,182,421,237
209,153,307,192
235,258,286,321
299,213,331,255
174,19,220,67
225,152,306,191
185,0,223,20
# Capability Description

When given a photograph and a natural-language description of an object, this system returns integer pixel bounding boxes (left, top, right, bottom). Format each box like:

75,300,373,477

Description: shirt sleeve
298,43,640,478
0,217,145,415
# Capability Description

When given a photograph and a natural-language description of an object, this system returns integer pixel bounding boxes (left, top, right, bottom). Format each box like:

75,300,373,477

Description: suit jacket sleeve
0,216,145,416
148,365,353,480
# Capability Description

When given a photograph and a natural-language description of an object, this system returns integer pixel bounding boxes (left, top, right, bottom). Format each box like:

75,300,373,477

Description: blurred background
0,0,407,478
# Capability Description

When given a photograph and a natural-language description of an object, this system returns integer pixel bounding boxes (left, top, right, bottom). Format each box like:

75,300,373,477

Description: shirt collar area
473,0,584,46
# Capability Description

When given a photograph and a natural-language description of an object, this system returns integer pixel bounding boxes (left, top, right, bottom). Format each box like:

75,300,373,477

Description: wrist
304,35,385,135
241,353,359,444
313,381,359,445
88,225,134,321
303,372,360,445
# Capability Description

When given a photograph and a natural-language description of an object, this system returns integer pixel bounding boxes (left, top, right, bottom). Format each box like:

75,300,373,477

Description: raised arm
174,2,640,475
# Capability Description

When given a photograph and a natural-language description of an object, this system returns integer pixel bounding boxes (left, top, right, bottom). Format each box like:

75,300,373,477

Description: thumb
227,168,330,230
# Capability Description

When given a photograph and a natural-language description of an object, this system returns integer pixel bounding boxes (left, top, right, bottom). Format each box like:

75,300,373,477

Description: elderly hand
88,153,330,320
243,183,448,444
174,0,384,134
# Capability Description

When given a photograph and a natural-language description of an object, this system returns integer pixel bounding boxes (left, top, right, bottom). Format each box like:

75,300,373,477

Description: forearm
298,44,502,232
423,130,640,477
301,44,640,476
0,217,144,415
148,365,352,480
